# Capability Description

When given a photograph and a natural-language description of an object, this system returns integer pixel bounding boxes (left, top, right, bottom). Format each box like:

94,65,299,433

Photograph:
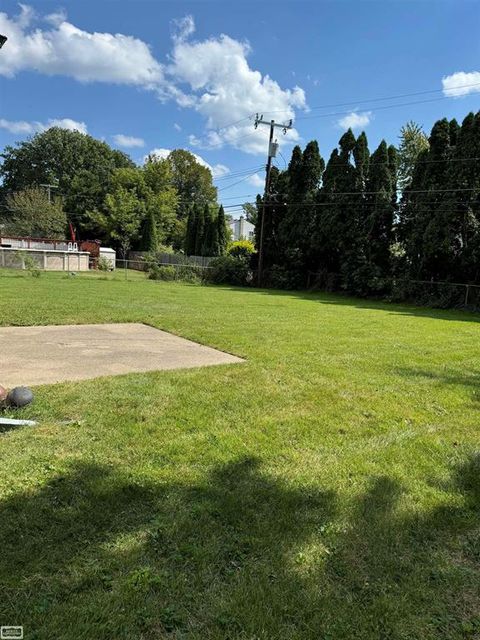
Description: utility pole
254,114,292,286
40,182,58,203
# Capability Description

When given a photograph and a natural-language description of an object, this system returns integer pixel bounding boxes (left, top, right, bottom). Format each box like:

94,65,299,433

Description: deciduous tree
0,128,133,235
3,187,67,238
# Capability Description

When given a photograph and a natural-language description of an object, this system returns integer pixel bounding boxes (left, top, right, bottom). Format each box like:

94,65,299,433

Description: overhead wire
218,170,263,192
257,81,480,117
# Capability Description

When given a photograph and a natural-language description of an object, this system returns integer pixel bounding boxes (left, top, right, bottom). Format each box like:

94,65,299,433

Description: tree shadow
395,367,480,404
216,284,480,323
318,461,480,639
0,455,479,638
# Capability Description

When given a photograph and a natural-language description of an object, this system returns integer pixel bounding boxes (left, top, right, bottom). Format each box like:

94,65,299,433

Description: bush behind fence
307,270,480,312
116,259,211,283
128,251,213,271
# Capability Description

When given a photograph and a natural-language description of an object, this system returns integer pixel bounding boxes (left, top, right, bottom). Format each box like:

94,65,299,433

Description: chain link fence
115,258,212,283
307,270,480,312
391,278,480,311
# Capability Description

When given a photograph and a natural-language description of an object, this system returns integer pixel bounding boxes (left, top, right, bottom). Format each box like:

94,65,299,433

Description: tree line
254,110,480,293
0,128,228,256
2,113,479,294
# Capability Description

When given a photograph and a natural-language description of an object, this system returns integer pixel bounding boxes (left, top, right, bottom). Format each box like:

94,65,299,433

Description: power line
189,89,479,151
215,167,262,179
296,95,475,123
167,82,480,147
215,192,480,209
214,166,264,181
285,187,480,197
189,128,269,151
219,193,259,200
218,170,263,192
209,115,255,133
306,156,480,170
258,81,480,117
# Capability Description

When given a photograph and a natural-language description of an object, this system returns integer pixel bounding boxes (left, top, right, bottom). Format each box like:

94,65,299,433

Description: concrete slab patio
0,323,243,387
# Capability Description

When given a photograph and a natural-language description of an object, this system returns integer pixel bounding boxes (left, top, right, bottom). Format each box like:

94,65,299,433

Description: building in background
228,216,255,242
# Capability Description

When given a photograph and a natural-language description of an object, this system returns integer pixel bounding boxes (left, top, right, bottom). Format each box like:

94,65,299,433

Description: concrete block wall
0,248,90,271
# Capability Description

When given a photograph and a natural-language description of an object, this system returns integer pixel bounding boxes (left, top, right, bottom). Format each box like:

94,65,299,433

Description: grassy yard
0,270,479,640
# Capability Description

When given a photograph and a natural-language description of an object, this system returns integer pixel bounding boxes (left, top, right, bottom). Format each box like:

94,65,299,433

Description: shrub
175,264,205,284
18,252,42,278
227,240,255,259
97,256,112,272
263,265,303,290
208,255,251,286
148,265,176,281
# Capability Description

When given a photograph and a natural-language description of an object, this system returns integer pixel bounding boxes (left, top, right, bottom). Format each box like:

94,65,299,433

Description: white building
228,216,255,242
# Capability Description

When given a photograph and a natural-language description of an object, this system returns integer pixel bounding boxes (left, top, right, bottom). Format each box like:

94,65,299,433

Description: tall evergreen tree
363,140,396,289
354,132,370,191
140,206,158,252
436,112,480,281
194,204,205,256
314,149,341,275
316,129,360,290
255,167,289,272
404,118,453,279
277,141,324,279
184,206,198,255
209,210,220,256
346,132,372,292
217,205,228,255
202,204,216,256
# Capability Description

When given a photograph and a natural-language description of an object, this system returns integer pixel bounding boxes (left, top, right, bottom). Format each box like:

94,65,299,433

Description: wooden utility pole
40,183,58,203
254,114,292,286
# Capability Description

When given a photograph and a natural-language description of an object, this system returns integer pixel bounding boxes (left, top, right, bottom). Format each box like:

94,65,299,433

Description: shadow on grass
215,284,480,323
0,456,479,639
396,367,480,404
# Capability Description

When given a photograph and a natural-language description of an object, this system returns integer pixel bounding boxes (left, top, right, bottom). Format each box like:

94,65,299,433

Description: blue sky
0,0,479,214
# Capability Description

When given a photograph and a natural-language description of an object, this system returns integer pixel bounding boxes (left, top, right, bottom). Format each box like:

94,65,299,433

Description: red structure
79,240,101,268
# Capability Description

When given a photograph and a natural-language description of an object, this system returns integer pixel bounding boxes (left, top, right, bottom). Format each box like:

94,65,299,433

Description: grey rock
7,386,34,408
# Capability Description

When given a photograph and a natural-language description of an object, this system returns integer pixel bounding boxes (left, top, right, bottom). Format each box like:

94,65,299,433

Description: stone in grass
7,386,34,408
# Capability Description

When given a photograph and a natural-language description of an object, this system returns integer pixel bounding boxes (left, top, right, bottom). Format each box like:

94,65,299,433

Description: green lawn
0,270,479,640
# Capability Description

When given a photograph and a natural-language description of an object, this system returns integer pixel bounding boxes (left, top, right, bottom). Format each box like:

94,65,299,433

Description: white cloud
146,147,230,179
0,4,164,86
45,8,67,27
247,173,264,187
171,15,195,42
167,19,306,154
0,118,37,134
442,71,480,97
113,134,145,148
146,148,173,161
0,6,307,155
0,117,87,134
211,164,230,179
48,118,88,133
337,111,372,130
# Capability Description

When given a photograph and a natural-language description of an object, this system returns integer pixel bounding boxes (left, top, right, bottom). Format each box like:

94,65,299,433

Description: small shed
99,247,116,270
